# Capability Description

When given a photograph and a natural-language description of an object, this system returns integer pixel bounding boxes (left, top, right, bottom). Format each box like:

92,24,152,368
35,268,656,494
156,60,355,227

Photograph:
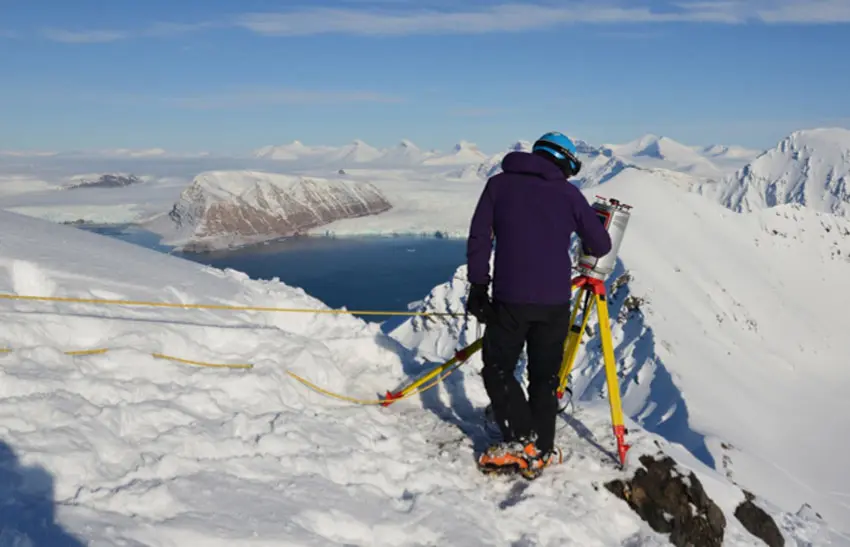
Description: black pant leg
524,303,572,454
480,301,534,444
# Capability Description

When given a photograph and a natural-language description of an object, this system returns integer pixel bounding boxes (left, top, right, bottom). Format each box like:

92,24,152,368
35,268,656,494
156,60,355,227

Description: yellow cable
0,293,461,318
285,361,462,405
2,344,457,399
64,348,110,356
152,352,253,369
0,346,251,370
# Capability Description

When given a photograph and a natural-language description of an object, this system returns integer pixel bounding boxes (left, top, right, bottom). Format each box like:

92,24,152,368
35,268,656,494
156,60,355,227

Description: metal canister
576,196,632,281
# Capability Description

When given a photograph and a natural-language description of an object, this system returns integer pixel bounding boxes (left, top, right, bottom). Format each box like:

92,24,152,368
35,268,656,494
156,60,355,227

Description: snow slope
697,128,850,217
395,165,850,536
1,207,845,545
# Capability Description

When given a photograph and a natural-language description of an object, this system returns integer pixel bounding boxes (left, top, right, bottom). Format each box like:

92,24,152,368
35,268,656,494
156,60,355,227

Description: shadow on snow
0,439,85,546
378,256,717,471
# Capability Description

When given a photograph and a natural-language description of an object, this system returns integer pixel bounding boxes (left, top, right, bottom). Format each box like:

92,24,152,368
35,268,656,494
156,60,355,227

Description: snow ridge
697,127,850,217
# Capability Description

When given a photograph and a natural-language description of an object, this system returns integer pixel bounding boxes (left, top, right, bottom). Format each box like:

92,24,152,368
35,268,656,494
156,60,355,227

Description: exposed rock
68,174,143,189
151,170,392,251
605,454,726,547
735,491,784,547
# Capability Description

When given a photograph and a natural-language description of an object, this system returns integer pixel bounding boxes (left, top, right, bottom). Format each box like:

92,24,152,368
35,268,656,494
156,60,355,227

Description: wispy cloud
449,107,506,117
158,88,405,109
41,29,130,43
0,30,20,39
36,1,850,44
232,1,850,36
40,21,217,43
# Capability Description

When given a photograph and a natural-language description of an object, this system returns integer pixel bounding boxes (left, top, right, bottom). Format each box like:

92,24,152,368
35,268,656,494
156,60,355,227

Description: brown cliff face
161,171,392,251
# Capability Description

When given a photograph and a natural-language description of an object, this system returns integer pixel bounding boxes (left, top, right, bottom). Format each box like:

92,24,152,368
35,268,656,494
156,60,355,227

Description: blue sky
1,0,849,154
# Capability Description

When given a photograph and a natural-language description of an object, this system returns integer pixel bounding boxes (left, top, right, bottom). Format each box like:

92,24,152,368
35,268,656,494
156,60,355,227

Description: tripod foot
380,390,403,407
614,424,630,466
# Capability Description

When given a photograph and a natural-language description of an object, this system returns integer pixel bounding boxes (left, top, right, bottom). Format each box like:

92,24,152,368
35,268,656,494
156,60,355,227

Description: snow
392,166,850,536
589,171,850,528
697,127,850,217
601,134,728,179
0,207,840,546
422,141,488,166
0,174,60,197
1,130,850,543
0,133,762,232
144,169,392,251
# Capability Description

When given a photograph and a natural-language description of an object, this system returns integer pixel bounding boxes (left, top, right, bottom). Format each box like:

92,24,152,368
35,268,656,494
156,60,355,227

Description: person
465,131,613,479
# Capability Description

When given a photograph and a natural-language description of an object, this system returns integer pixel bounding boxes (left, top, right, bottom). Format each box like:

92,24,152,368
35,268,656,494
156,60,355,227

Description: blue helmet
532,131,582,178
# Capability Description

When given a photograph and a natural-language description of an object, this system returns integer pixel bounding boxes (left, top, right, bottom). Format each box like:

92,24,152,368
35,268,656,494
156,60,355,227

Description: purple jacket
466,151,612,305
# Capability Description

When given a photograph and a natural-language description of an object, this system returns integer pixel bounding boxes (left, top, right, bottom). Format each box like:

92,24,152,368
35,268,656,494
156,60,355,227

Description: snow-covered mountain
701,144,763,160
397,167,850,536
696,128,850,217
375,139,433,166
447,140,533,180
146,170,391,251
252,139,485,168
253,140,337,161
421,140,488,166
601,134,726,179
0,190,847,544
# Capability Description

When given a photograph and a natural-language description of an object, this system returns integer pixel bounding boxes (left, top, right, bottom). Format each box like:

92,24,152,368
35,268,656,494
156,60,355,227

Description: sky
1,0,849,155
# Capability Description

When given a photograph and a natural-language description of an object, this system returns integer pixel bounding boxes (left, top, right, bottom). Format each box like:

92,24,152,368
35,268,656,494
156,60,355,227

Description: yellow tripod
382,274,630,466
557,274,630,466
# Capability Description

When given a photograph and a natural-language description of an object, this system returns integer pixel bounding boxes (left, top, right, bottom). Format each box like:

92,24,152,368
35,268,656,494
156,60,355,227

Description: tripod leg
594,292,630,466
382,338,483,406
557,287,595,397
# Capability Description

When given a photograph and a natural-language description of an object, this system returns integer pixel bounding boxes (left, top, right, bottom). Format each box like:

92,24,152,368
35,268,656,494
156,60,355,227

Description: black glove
466,283,495,324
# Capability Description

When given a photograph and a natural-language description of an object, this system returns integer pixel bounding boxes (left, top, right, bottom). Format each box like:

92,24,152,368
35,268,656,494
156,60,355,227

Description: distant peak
454,140,479,152
399,139,418,149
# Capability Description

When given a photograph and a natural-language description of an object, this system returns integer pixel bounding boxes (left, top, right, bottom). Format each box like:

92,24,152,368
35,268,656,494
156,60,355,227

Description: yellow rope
285,361,463,405
0,346,252,369
1,344,463,401
64,348,110,356
0,293,461,318
151,352,253,369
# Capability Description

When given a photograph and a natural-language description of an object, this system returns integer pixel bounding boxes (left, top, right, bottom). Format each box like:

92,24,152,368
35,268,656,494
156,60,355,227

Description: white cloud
160,88,405,109
754,0,850,22
233,1,850,36
449,107,506,117
39,21,216,43
233,5,725,36
41,29,130,43
36,1,850,44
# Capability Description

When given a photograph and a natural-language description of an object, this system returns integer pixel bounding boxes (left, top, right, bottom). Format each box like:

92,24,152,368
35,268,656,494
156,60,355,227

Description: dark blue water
79,225,467,323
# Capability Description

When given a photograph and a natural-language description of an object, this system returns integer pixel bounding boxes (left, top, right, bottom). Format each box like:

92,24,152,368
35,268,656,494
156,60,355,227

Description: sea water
79,225,467,322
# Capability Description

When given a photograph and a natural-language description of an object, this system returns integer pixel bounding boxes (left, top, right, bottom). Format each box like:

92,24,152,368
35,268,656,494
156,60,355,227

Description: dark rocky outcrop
605,454,726,547
735,491,784,547
68,174,143,189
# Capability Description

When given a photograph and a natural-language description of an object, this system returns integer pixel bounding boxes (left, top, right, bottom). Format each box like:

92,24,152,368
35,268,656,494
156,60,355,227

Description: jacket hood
500,151,566,180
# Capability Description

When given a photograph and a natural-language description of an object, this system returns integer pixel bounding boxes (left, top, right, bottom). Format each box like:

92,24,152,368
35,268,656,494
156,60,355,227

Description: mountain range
1,147,848,543
1,127,848,249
